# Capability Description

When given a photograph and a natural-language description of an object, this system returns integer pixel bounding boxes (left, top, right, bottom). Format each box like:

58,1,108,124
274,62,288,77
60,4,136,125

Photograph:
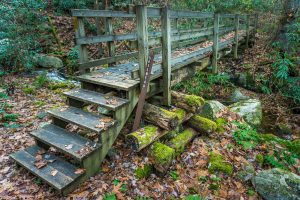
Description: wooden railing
72,5,257,105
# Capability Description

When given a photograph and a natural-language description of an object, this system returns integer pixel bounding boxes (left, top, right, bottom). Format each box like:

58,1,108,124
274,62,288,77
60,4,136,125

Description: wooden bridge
10,5,257,195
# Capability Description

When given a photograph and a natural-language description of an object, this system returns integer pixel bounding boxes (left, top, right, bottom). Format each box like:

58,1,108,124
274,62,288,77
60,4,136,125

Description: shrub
0,0,48,71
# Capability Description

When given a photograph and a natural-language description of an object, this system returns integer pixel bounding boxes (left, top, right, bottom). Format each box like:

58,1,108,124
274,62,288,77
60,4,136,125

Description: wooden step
77,71,139,91
10,145,83,193
30,124,101,161
48,107,116,133
64,88,129,111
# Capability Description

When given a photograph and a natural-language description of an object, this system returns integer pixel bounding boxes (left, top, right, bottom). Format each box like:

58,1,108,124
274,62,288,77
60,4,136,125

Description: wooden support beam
212,13,220,74
136,5,148,89
246,14,250,48
254,13,258,36
161,6,172,106
74,17,89,73
234,14,240,59
105,17,116,66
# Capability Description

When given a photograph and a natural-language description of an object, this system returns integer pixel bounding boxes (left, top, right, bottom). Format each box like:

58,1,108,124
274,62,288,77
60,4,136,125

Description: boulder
229,88,250,103
199,100,226,121
252,168,300,200
237,162,255,182
229,99,262,127
35,54,63,69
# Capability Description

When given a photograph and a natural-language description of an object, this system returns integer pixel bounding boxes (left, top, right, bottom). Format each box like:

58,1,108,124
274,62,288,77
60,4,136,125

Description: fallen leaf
100,117,113,123
34,160,48,169
74,168,86,175
51,170,58,176
35,154,43,161
65,144,73,150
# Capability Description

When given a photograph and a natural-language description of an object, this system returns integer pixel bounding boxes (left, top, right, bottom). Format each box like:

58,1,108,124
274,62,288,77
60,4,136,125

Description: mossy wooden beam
143,103,179,130
171,91,205,113
167,128,197,154
188,115,217,134
126,125,168,152
149,142,175,173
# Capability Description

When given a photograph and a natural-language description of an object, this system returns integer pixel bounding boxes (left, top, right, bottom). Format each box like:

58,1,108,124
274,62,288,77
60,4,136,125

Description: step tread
31,124,100,161
10,145,83,191
48,107,116,133
64,88,129,111
77,71,139,91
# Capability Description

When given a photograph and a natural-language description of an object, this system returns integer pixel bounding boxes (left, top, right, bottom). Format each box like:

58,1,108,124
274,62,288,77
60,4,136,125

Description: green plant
104,193,116,200
0,0,48,70
232,122,260,150
3,113,18,122
135,165,153,179
0,92,8,99
34,72,48,88
169,170,179,181
185,194,205,200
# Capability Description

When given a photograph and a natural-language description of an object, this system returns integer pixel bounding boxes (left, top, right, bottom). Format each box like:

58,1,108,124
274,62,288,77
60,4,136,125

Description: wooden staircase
10,73,139,195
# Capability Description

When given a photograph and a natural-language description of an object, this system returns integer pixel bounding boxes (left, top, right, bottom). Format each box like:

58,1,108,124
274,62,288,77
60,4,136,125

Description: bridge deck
78,31,247,91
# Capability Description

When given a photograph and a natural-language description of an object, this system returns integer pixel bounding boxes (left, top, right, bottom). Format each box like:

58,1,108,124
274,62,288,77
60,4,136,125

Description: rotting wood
171,91,206,113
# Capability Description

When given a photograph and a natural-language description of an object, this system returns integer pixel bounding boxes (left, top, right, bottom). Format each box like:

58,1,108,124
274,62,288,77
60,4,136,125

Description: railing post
136,5,148,88
254,13,258,36
246,14,250,48
74,17,89,73
234,14,240,59
105,2,116,66
161,6,171,106
212,13,220,74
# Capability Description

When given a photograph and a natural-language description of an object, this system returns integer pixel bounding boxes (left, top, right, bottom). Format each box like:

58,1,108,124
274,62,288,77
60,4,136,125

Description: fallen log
188,115,217,134
171,91,205,113
143,103,181,130
167,128,197,154
126,125,168,152
149,142,176,174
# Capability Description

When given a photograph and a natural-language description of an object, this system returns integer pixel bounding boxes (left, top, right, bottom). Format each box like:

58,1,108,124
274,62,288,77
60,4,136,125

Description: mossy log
143,103,180,130
167,128,197,154
171,91,205,113
188,115,217,134
126,125,168,152
149,142,176,173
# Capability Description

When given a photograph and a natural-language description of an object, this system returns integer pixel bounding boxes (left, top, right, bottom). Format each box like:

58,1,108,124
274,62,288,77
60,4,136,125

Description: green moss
173,108,186,122
135,165,153,179
160,108,178,119
47,81,75,90
255,154,264,165
3,113,19,122
23,86,36,95
184,94,205,107
215,118,227,133
208,152,233,175
169,129,194,154
151,142,175,165
129,125,158,149
34,101,46,107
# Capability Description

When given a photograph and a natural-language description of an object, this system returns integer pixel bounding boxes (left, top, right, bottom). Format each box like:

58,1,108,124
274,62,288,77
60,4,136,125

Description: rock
199,100,227,121
234,72,256,89
229,88,250,103
229,99,262,127
252,168,300,200
35,54,63,69
237,162,255,182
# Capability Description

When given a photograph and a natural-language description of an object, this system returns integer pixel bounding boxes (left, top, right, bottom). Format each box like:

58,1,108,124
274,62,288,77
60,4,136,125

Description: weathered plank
64,88,129,111
234,14,240,59
10,145,82,192
170,10,214,19
31,124,100,161
161,6,172,106
246,14,250,48
48,107,116,133
212,13,220,74
72,9,136,18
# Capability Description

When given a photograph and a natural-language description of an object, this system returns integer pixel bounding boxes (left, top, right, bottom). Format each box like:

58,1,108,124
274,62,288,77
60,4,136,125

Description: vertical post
246,14,250,48
105,1,115,65
74,17,89,73
136,5,148,88
212,13,220,74
174,18,178,30
254,13,258,36
94,0,104,57
161,6,171,106
234,14,240,59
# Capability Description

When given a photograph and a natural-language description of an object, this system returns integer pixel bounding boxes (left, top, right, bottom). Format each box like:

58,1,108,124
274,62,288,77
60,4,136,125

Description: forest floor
0,34,299,199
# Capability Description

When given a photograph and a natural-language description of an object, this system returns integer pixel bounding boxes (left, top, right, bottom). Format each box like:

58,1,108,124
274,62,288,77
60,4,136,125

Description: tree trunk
143,103,180,130
188,115,217,134
126,125,168,151
171,91,205,113
166,128,197,154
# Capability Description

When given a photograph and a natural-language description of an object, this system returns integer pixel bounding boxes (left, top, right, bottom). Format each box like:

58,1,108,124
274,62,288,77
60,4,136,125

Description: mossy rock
255,154,264,166
208,152,233,175
199,100,226,121
252,168,300,200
